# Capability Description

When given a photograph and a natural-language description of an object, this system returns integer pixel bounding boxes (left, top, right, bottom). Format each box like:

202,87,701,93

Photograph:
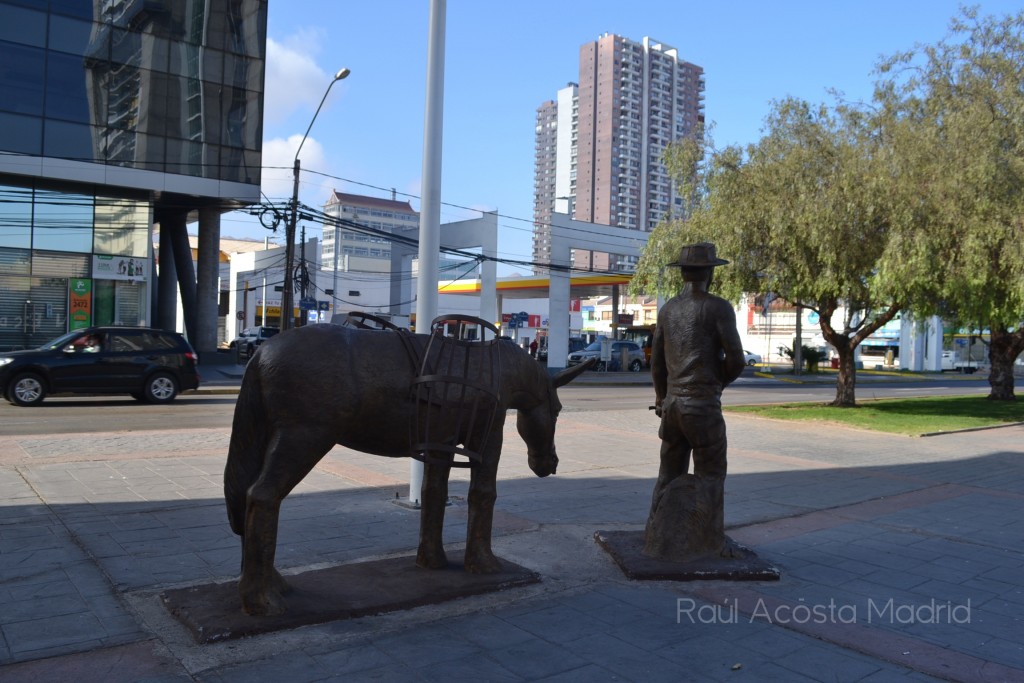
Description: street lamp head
334,67,351,81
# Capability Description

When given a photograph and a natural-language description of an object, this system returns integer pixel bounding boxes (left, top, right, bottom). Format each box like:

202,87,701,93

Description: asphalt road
0,376,994,436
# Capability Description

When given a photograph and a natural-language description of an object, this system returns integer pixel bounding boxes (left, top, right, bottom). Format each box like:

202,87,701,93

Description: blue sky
223,1,1021,275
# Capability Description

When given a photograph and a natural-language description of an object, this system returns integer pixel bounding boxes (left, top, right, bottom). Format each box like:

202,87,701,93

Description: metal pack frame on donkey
224,314,594,616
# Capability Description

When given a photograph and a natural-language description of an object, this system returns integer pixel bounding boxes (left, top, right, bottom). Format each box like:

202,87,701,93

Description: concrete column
477,212,498,328
195,207,221,356
548,266,571,372
389,243,416,320
924,316,943,372
899,313,925,371
611,284,620,339
165,211,198,343
157,222,178,331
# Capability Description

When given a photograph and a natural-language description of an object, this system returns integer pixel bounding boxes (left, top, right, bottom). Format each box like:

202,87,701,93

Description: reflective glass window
143,34,170,73
168,41,201,78
48,0,93,20
32,190,94,253
0,42,45,115
48,14,92,57
103,68,143,133
165,138,203,177
201,80,223,145
243,91,262,150
0,184,33,249
133,133,167,172
42,120,97,162
45,50,90,123
94,197,150,256
201,46,224,85
103,127,140,166
218,145,245,183
0,112,43,155
201,143,221,179
110,27,141,67
0,5,46,47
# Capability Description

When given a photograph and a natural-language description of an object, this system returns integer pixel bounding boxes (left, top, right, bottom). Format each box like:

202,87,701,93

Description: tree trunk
987,329,1023,401
830,339,858,407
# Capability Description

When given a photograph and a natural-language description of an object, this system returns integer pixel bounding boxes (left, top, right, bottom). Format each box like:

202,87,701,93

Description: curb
919,420,1024,437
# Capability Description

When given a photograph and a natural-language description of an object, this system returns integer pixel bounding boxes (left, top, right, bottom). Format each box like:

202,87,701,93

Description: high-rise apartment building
532,34,704,273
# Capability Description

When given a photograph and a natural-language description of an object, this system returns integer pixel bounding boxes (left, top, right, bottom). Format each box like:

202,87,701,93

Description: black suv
0,327,200,406
229,326,279,360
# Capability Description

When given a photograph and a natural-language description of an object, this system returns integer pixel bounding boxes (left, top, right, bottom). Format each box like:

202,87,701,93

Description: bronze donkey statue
224,321,593,615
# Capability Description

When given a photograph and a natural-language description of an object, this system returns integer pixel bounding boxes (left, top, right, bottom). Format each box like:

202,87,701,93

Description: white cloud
261,134,335,208
263,37,332,125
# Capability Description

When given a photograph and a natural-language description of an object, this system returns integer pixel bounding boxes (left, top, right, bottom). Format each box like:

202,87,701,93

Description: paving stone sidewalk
0,400,1021,682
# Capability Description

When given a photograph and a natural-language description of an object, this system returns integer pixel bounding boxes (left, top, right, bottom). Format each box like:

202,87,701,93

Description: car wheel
629,359,643,372
747,359,756,366
8,372,46,406
143,373,178,404
245,343,255,361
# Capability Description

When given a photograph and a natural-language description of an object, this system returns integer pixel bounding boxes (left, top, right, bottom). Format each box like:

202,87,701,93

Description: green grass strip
725,395,1024,436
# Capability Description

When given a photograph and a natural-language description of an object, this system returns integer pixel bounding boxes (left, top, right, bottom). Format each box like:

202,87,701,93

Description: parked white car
743,350,762,366
567,340,645,372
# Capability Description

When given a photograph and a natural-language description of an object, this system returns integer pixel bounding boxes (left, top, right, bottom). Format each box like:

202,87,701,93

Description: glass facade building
0,0,267,350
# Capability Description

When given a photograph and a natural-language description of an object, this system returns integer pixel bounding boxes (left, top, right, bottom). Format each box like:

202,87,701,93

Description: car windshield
584,341,603,352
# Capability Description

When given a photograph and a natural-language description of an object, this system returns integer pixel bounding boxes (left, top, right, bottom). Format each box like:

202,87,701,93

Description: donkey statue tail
224,356,268,537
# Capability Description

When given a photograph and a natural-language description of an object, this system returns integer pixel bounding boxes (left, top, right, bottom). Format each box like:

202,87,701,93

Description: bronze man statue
644,242,746,560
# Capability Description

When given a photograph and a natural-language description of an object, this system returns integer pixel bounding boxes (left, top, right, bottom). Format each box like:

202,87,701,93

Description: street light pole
280,67,350,331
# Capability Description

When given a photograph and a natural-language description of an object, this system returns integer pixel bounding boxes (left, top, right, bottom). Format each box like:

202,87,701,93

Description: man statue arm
718,305,745,386
650,322,668,414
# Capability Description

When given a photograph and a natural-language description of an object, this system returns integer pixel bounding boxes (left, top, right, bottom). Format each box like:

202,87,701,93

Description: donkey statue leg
239,427,335,616
464,435,503,573
416,456,451,569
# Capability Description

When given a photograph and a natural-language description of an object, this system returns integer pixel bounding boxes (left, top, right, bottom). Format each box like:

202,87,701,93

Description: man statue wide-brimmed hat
665,242,729,269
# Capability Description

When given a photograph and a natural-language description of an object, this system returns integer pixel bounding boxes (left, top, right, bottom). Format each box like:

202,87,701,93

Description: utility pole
280,67,351,331
281,157,301,330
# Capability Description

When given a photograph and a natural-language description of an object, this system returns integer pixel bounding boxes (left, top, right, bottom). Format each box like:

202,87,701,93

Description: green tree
876,7,1024,400
632,99,905,407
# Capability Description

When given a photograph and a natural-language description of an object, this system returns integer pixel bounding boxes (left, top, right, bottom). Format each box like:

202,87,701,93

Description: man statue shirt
645,242,746,560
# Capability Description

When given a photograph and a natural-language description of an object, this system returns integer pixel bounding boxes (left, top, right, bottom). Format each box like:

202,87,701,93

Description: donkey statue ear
552,357,598,388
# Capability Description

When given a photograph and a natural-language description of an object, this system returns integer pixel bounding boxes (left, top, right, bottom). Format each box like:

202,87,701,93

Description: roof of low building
326,191,416,214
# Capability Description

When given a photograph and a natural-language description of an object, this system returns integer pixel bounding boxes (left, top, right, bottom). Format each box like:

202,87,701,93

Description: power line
267,165,657,255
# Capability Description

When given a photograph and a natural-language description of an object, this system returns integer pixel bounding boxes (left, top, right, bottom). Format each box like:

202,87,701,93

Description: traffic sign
299,296,317,310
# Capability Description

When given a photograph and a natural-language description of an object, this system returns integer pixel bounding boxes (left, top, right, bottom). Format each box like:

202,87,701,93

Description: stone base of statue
596,474,779,581
161,554,539,643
